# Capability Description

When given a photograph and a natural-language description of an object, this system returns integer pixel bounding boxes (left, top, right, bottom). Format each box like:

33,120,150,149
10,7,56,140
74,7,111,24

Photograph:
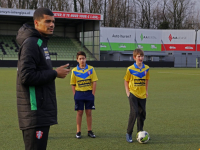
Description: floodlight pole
195,29,198,51
135,38,138,48
107,38,112,51
161,40,166,51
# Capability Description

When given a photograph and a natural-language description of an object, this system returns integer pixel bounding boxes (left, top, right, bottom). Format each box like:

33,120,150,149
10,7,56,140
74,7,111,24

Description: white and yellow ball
136,131,150,143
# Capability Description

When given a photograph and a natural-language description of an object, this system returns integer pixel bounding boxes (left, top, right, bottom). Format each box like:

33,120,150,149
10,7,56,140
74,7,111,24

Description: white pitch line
158,72,200,75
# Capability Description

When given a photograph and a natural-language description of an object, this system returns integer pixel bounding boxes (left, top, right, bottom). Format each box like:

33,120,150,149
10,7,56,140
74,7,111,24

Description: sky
193,0,200,12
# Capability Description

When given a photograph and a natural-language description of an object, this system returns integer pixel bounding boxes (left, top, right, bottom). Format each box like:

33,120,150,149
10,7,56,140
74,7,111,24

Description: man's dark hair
33,8,54,21
77,51,86,59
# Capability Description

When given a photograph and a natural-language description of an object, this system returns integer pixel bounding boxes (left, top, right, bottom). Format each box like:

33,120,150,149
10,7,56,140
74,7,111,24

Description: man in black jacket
16,8,70,150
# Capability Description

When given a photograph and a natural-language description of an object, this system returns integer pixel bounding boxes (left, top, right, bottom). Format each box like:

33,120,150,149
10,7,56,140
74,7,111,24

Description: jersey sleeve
91,68,98,82
124,68,131,81
70,70,76,85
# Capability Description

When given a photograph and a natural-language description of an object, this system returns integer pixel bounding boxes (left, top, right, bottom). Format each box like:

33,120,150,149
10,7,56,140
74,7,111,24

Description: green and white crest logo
140,33,156,41
140,34,144,41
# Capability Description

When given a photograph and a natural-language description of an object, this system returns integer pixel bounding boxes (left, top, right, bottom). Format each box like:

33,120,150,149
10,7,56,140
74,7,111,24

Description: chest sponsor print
77,79,91,87
134,79,146,86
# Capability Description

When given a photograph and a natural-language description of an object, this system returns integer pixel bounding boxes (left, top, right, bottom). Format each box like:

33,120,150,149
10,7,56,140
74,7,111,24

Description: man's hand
55,64,71,78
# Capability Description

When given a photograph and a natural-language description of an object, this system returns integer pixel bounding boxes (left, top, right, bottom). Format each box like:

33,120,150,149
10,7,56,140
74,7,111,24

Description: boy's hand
55,64,71,78
146,92,148,98
126,91,130,97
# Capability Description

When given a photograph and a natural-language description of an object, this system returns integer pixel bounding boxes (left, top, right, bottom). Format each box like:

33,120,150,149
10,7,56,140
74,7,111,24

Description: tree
73,0,78,12
166,0,194,29
158,21,169,29
135,0,157,29
89,0,103,14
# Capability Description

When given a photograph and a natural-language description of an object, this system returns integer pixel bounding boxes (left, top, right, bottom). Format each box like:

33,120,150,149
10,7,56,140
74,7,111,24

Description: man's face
133,54,144,64
34,14,55,36
77,55,86,67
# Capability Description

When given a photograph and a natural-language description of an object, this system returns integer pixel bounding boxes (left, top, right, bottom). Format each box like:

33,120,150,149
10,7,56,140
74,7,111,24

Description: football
136,131,150,143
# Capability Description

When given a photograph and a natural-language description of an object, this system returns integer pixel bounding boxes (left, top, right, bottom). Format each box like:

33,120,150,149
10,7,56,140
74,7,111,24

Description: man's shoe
88,130,96,138
126,133,133,143
76,132,81,139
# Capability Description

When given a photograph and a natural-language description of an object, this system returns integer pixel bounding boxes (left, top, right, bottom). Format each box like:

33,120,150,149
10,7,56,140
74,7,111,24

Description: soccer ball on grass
136,131,150,143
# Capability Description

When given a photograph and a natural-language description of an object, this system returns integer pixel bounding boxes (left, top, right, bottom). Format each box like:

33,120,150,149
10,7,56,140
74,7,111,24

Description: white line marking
158,72,200,75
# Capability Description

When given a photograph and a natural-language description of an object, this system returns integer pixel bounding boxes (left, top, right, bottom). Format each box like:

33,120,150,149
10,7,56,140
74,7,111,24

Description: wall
0,60,174,67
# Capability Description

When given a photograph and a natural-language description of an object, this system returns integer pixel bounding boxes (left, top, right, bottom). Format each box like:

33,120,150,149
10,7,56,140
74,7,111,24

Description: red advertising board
161,44,196,51
53,11,102,20
197,45,200,51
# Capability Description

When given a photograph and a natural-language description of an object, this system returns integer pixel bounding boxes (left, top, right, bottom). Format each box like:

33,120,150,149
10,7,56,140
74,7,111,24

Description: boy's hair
76,51,86,59
133,49,144,57
33,8,54,21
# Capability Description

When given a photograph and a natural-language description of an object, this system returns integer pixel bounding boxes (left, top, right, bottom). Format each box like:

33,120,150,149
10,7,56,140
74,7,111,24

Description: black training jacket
16,24,58,130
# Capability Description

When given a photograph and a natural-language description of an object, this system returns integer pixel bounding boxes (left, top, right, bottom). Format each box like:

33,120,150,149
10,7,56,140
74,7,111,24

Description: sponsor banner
0,8,33,16
136,29,162,44
136,43,161,51
100,27,135,43
53,11,103,20
161,44,196,51
0,8,103,20
100,42,135,51
100,42,161,51
162,30,195,44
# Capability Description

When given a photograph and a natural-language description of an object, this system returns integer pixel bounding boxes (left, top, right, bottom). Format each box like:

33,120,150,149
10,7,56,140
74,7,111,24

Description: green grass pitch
0,67,200,150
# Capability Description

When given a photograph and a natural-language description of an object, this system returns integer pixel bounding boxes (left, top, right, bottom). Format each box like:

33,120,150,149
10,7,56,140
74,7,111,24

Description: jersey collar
77,64,88,71
134,63,145,70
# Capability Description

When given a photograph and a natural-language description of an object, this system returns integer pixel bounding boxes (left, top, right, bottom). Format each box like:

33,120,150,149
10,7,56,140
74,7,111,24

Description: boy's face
133,54,144,64
77,55,86,66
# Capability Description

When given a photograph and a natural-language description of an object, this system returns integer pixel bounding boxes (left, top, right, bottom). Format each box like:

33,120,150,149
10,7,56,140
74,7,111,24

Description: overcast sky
193,0,200,12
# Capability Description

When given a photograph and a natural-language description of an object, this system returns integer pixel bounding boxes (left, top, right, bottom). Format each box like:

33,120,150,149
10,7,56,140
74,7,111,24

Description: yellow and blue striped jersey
124,63,150,99
70,64,98,91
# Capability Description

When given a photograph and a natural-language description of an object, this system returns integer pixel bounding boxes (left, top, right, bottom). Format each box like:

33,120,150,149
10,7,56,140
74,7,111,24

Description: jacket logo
36,131,43,139
43,47,50,60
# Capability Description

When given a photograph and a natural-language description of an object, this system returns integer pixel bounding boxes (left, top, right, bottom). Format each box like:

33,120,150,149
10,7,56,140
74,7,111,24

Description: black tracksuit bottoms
22,126,50,150
127,93,146,135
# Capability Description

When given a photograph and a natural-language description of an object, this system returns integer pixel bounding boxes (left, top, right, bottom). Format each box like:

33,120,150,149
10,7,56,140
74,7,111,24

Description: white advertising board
135,29,162,44
161,30,195,44
0,8,34,17
197,31,200,44
100,27,135,43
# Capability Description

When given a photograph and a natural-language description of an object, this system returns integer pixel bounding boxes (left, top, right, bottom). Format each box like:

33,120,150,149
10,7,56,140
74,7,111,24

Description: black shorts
74,90,95,111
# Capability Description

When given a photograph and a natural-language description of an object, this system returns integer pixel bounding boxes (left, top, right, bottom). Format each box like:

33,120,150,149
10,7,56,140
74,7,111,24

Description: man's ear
34,20,39,27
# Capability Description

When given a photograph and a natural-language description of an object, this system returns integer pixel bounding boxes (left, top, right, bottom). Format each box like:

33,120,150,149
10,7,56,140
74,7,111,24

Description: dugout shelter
0,8,103,61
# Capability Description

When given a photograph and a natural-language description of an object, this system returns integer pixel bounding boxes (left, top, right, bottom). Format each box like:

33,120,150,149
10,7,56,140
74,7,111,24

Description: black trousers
127,93,146,134
22,126,50,150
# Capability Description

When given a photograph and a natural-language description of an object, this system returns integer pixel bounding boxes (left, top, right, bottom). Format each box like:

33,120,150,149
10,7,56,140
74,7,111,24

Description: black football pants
127,93,146,135
22,126,50,150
